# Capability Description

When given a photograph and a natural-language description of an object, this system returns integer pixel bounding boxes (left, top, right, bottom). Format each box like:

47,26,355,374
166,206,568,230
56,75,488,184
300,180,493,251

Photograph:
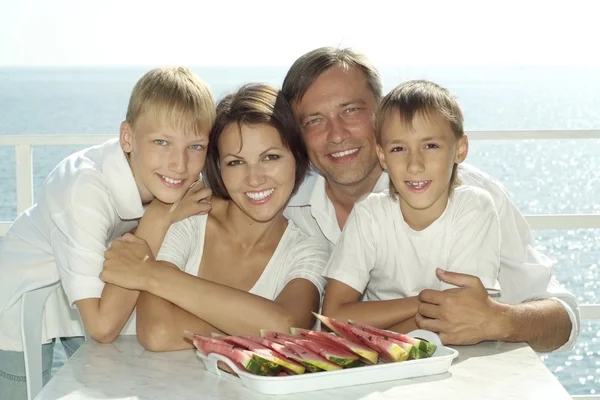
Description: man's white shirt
284,163,580,351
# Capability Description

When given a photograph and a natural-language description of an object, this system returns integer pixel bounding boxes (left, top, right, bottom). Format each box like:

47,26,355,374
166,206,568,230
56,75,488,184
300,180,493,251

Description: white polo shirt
0,138,142,351
324,186,501,298
284,163,580,351
156,215,329,301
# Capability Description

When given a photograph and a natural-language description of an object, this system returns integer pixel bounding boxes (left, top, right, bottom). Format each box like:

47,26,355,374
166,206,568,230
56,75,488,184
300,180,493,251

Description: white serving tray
196,330,458,395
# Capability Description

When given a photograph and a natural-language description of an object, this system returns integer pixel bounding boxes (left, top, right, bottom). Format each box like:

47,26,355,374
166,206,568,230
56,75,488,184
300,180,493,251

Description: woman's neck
212,197,287,249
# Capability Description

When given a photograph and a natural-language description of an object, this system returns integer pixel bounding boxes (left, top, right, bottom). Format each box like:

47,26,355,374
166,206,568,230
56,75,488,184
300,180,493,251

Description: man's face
292,67,380,187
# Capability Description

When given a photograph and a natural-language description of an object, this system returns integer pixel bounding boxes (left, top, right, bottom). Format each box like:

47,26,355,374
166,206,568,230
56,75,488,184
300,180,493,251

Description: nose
246,163,267,188
168,148,188,174
407,150,425,175
327,115,351,144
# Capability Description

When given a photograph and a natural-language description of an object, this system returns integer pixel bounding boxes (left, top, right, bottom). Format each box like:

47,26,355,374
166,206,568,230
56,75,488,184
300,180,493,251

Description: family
0,47,580,399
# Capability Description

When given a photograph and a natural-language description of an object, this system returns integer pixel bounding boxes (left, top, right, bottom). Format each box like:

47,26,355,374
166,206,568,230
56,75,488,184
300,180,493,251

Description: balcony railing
1,131,600,321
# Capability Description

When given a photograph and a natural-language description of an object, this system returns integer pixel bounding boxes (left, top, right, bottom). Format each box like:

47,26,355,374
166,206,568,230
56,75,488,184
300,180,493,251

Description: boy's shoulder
41,139,140,216
354,191,396,215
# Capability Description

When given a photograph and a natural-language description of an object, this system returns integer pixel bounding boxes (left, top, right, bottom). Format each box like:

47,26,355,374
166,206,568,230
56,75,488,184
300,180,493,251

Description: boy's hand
101,233,155,290
168,180,212,223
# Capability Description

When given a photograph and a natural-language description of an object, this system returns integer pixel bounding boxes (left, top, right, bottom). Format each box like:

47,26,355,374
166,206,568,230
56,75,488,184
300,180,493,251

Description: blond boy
0,67,214,399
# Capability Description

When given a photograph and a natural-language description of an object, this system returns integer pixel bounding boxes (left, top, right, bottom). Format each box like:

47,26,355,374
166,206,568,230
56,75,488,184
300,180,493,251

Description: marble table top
35,335,570,400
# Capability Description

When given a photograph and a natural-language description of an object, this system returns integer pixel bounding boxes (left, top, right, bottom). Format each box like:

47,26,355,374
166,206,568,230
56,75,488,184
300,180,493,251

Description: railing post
15,144,33,215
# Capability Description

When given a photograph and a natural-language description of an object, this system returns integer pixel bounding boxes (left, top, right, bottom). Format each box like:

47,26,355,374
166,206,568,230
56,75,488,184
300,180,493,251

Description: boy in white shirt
0,67,215,399
322,80,501,333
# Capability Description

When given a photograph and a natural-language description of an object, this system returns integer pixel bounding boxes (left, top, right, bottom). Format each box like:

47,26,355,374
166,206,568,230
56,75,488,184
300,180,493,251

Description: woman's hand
101,233,156,290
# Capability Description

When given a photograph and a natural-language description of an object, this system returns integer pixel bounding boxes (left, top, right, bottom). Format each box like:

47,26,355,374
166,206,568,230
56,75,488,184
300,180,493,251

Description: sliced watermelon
259,330,342,372
312,313,364,343
221,336,306,374
188,334,272,376
290,327,378,365
348,326,409,362
260,330,362,368
348,320,437,356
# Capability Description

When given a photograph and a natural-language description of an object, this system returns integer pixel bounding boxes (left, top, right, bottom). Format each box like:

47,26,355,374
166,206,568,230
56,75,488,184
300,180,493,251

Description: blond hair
376,80,464,198
126,67,216,136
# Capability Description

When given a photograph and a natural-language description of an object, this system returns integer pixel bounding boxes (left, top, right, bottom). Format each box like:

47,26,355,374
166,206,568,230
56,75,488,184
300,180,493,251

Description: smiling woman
100,83,329,352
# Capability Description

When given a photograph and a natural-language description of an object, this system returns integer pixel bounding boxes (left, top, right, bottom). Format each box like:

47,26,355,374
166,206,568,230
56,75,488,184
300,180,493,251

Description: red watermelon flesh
290,327,378,364
348,320,437,356
221,336,306,374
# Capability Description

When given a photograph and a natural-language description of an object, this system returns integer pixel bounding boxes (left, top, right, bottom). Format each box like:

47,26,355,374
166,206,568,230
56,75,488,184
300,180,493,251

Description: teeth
246,189,275,201
330,148,359,158
162,176,182,184
407,181,429,189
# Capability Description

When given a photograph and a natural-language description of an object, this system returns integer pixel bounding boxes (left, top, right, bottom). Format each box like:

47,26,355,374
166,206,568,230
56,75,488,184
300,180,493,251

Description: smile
162,175,183,185
245,188,275,201
405,180,431,189
329,148,359,158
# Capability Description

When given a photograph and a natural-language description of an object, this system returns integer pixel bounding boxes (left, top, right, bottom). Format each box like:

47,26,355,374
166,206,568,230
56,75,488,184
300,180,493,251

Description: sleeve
322,198,378,294
282,236,330,297
444,188,501,292
156,216,199,271
460,165,580,351
50,175,118,307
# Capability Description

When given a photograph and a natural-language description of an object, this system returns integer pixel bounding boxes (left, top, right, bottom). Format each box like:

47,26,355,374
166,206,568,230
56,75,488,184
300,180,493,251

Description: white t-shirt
0,138,141,351
157,215,328,301
323,186,501,300
285,163,580,352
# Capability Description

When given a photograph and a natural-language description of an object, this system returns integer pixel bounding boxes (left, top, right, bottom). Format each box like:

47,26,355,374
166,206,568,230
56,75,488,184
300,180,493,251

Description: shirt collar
101,138,145,220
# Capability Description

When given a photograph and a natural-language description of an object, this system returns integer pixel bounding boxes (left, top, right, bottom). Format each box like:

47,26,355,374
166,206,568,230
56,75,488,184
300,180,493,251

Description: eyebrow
298,99,367,121
221,146,283,159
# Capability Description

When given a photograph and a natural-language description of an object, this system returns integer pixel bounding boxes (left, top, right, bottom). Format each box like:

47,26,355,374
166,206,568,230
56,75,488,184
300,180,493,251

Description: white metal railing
1,131,600,323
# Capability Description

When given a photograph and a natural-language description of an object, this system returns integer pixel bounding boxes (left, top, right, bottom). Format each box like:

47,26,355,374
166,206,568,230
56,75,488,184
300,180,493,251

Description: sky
0,0,599,67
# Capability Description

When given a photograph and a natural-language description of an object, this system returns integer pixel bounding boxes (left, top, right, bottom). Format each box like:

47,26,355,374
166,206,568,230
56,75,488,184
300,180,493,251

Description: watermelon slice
348,320,437,356
259,330,342,372
187,333,272,376
260,330,362,368
221,335,306,374
290,327,378,364
312,313,364,343
348,326,409,362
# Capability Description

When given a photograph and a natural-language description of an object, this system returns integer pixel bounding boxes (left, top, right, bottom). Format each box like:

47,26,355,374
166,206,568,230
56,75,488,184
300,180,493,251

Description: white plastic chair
20,281,60,400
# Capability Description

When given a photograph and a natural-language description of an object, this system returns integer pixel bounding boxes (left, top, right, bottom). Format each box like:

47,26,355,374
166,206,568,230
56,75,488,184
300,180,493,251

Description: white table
35,336,571,400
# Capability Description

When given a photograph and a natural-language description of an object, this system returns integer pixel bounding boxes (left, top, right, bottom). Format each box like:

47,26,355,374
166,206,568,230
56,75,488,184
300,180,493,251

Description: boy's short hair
281,47,383,106
204,83,310,199
375,80,465,196
126,67,216,136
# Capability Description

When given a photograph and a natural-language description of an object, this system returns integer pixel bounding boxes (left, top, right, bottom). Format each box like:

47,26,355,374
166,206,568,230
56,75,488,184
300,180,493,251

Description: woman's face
219,122,296,223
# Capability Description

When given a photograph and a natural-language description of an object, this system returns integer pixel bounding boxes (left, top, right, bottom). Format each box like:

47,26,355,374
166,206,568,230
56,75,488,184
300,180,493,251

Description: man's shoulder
457,163,511,208
288,171,321,207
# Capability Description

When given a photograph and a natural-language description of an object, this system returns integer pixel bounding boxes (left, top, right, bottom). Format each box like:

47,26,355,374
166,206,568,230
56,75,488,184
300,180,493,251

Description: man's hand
415,268,507,345
101,233,155,290
168,180,212,223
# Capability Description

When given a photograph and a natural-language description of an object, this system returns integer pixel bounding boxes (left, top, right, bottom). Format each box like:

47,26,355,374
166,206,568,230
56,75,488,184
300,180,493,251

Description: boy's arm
74,183,211,343
322,279,419,329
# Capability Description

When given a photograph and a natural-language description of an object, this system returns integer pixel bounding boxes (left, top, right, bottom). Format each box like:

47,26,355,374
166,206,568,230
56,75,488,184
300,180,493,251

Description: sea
0,66,599,395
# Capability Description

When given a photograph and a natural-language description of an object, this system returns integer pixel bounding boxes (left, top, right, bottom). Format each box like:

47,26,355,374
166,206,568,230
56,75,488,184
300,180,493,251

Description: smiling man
282,47,579,352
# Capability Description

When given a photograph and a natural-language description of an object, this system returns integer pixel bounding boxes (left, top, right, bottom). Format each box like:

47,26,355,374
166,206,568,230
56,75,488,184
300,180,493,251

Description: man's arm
416,269,572,352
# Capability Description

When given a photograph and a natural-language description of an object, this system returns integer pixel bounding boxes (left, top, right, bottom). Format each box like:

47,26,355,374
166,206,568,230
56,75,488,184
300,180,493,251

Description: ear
455,134,469,163
120,122,133,154
376,144,388,171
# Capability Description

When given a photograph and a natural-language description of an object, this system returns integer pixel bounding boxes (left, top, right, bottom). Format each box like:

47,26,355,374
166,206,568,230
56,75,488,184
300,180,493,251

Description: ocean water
0,66,599,395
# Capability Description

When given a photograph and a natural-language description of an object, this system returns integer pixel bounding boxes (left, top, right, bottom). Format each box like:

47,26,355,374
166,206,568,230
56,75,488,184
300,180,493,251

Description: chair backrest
20,282,60,400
